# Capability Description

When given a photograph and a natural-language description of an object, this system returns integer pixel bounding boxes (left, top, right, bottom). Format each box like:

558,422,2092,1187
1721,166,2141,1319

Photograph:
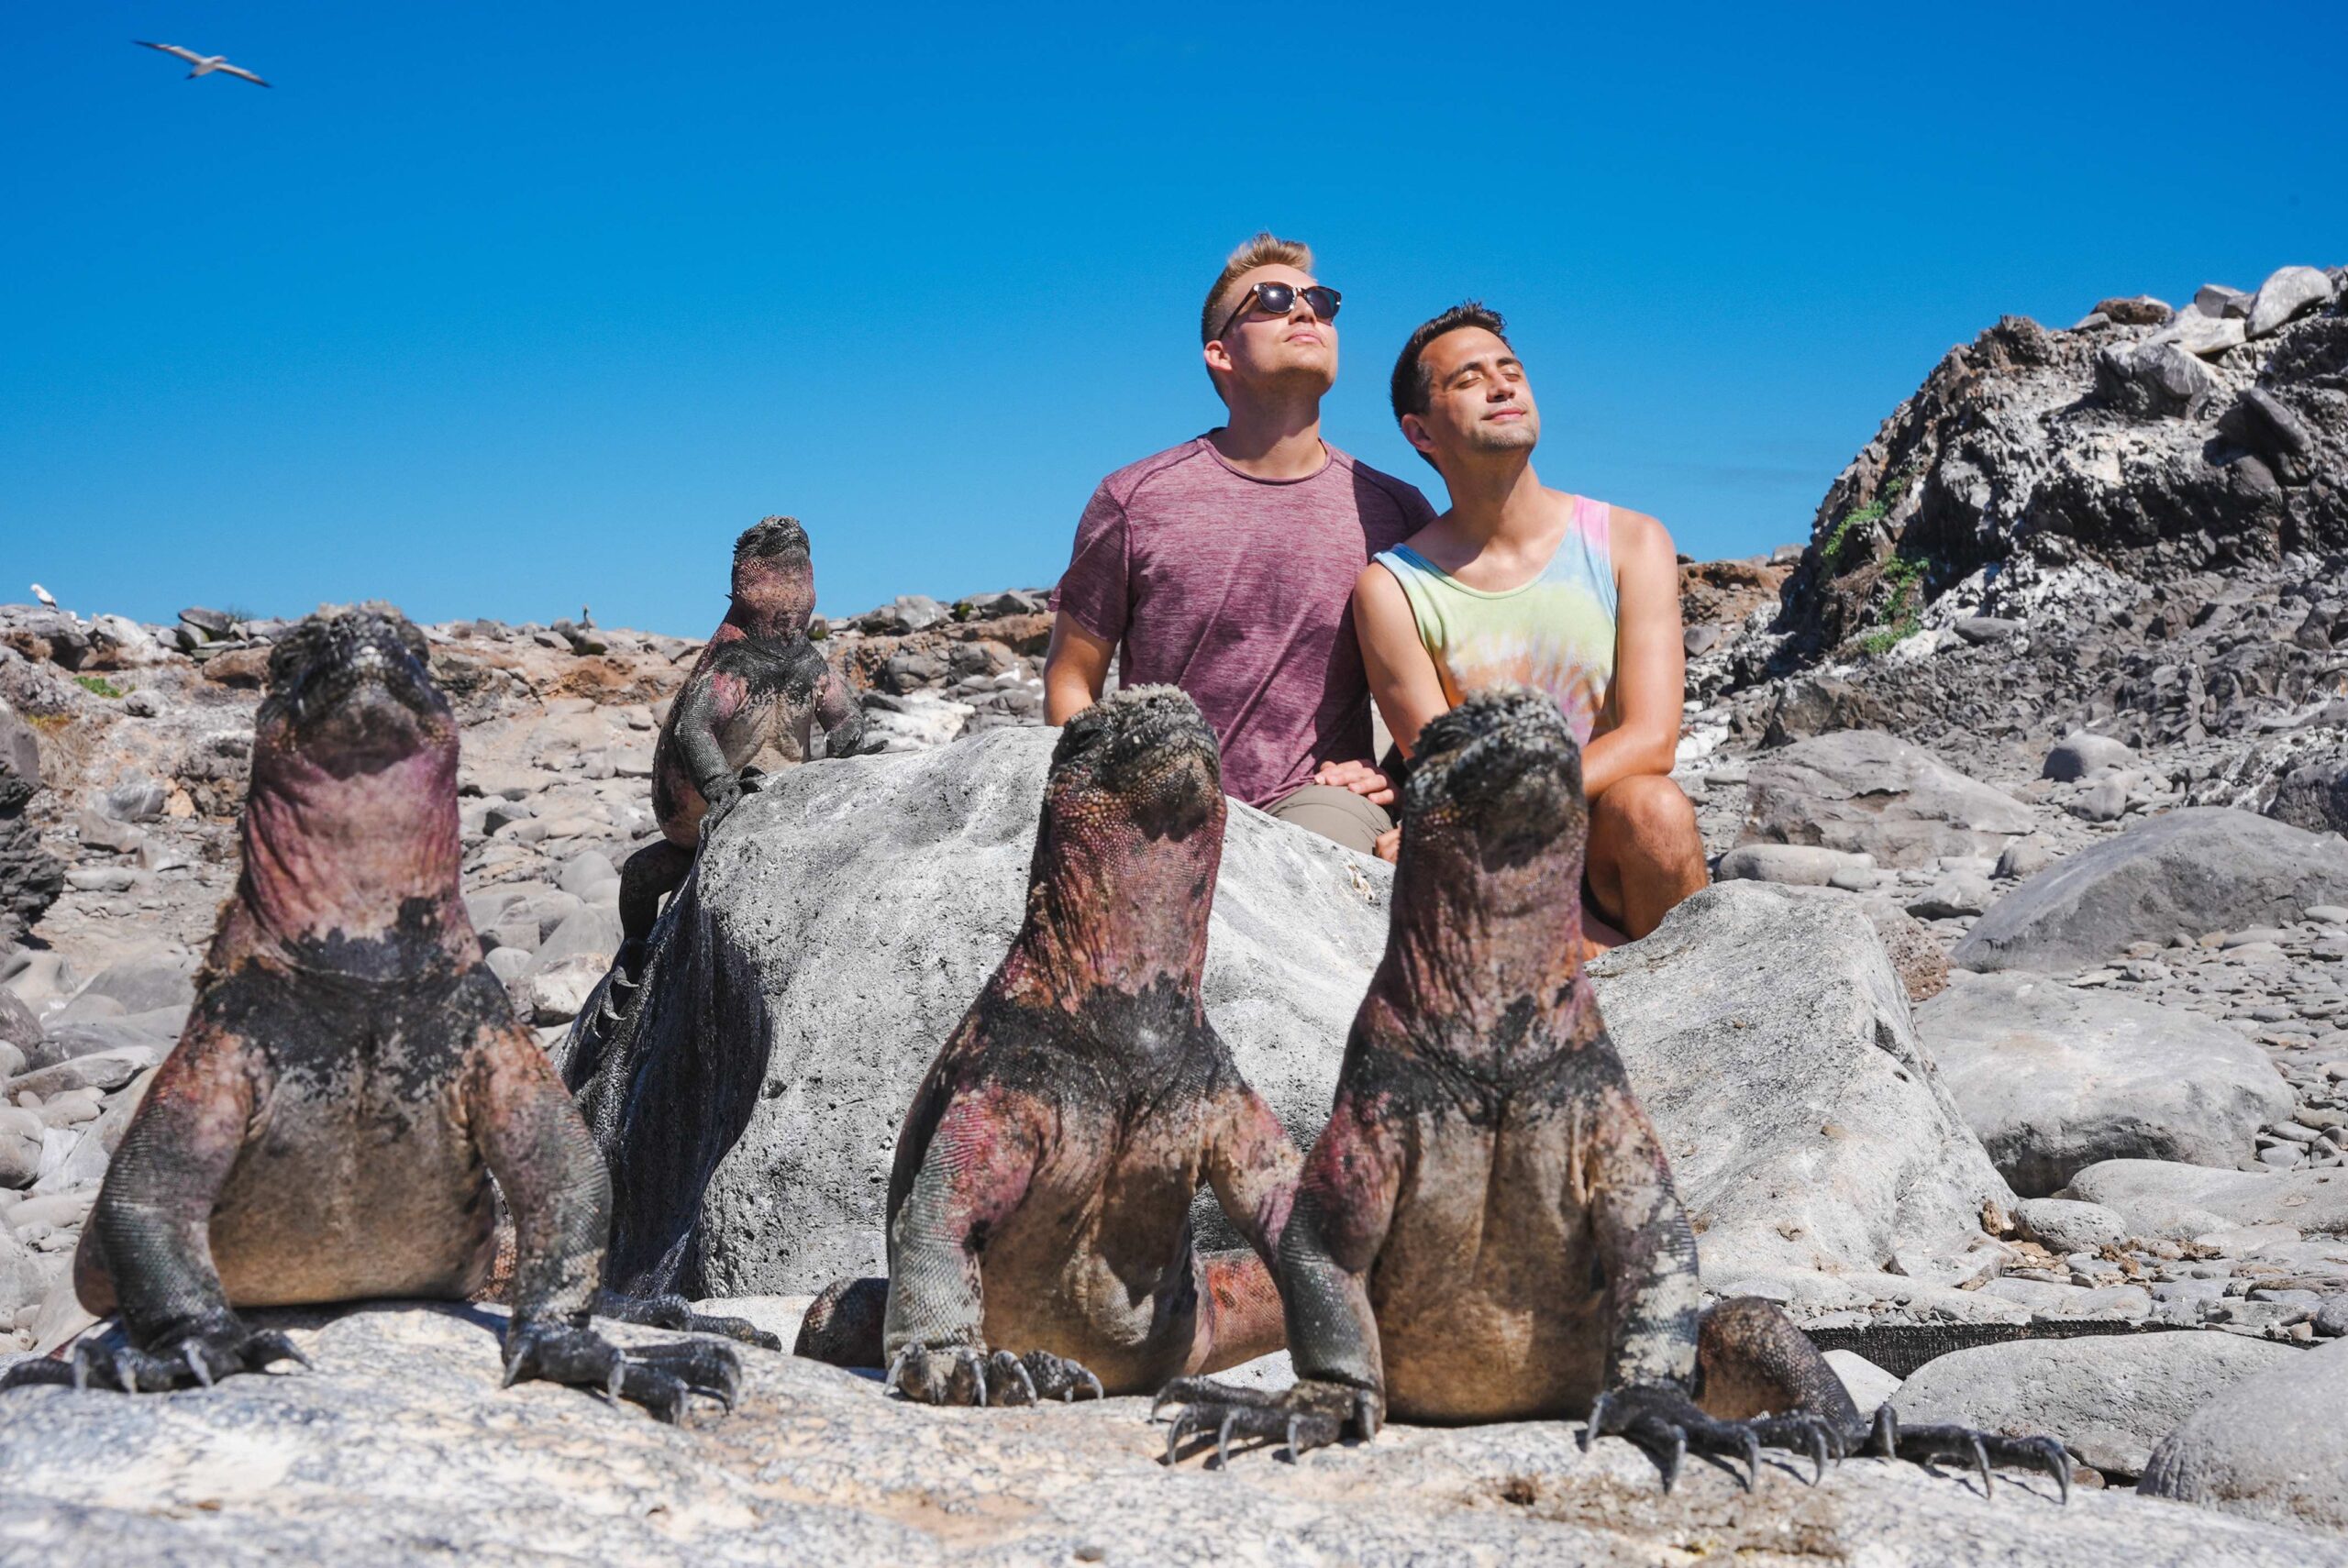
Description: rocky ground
3,260,2346,1556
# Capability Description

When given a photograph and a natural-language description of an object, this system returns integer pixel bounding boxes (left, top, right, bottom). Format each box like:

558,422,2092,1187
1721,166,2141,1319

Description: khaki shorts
1264,783,1392,856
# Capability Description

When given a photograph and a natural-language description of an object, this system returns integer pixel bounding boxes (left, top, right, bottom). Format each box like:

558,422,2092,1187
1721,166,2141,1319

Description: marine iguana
0,607,759,1419
795,687,1301,1405
613,516,870,999
1157,687,2071,1499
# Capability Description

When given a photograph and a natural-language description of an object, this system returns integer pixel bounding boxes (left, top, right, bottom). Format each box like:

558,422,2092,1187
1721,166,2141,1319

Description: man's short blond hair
1201,233,1314,345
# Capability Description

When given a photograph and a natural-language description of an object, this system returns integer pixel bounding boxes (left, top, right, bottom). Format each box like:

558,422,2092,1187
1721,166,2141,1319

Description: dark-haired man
1042,234,1436,854
1324,303,1704,944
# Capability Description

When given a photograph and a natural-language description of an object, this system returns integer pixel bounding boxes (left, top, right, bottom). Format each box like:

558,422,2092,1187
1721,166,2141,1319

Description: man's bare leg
1585,774,1708,940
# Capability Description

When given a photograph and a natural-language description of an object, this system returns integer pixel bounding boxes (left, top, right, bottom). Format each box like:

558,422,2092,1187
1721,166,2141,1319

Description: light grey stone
2194,282,2252,319
2149,311,2247,359
64,951,197,1016
1895,1331,2297,1477
2067,777,2132,823
1954,809,2348,974
2095,340,2220,415
0,1301,2310,1567
2044,734,2138,783
2246,264,2336,339
1715,843,1876,886
1822,1348,1901,1413
7,1045,160,1098
1906,874,1992,920
1917,972,2293,1195
1741,731,2036,869
2013,1197,2132,1253
2141,1335,2348,1532
1995,836,2054,880
2065,1159,2348,1240
557,851,619,901
533,906,624,967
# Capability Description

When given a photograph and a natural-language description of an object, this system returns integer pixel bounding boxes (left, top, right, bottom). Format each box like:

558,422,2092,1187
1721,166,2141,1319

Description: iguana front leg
1582,1080,1842,1492
883,1086,1094,1405
1156,1085,1401,1465
814,665,874,758
670,670,748,836
2,1019,307,1394
470,1024,744,1422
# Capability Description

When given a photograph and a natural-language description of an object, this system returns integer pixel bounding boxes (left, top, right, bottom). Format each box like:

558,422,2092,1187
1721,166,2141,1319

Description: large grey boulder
1893,1332,2299,1478
2269,756,2348,836
569,733,2013,1305
1954,809,2348,973
1589,882,2013,1288
2063,1159,2348,1240
561,726,1392,1297
1915,972,2294,1195
0,1301,2320,1566
2141,1335,2348,1534
1739,731,2036,868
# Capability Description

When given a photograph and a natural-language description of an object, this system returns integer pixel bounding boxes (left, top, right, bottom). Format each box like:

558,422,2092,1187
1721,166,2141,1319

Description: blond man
1043,234,1435,853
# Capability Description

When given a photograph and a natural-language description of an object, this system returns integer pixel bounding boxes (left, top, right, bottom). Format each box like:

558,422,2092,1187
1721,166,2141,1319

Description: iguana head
1387,685,1589,1010
728,515,816,636
257,605,453,778
241,606,466,960
1013,685,1224,1005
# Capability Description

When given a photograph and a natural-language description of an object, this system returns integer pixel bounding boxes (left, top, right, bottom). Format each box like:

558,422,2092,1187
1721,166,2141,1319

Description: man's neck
1442,454,1552,546
1211,386,1326,480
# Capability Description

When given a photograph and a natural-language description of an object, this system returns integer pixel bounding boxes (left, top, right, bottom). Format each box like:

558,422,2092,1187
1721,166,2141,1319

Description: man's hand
1312,758,1398,807
1372,826,1400,864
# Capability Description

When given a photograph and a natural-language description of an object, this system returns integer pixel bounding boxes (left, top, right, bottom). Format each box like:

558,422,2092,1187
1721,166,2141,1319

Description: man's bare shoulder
1601,502,1678,562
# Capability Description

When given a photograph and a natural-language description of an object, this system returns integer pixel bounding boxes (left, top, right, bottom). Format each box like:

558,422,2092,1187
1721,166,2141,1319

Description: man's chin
1469,425,1540,454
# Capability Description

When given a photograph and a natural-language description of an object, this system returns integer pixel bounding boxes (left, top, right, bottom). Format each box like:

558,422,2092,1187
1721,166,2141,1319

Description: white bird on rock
29,585,56,609
134,41,271,87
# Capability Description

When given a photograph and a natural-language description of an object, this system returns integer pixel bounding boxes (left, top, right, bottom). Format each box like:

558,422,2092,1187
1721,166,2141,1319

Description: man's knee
1591,775,1703,867
1263,783,1391,856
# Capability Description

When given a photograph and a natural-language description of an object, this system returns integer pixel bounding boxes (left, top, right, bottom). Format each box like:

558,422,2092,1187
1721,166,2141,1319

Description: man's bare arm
1580,510,1685,801
1043,612,1114,725
1350,560,1450,761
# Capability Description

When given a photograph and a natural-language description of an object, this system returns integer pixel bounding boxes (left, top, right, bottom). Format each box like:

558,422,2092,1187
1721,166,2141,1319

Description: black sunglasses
1216,282,1342,343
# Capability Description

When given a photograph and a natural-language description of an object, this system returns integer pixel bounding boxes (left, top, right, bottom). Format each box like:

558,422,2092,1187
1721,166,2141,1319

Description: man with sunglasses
1044,234,1435,853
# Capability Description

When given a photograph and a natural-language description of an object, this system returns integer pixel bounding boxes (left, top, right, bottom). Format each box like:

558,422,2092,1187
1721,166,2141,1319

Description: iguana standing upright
1157,687,2070,1499
613,517,869,997
0,607,758,1419
796,687,1301,1404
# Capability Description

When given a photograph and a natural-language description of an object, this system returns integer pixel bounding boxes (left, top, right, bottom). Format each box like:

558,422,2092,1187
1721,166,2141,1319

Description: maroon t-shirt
1050,436,1435,808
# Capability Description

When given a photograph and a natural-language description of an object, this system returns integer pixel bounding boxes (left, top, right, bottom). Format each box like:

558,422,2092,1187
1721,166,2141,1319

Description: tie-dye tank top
1372,495,1618,745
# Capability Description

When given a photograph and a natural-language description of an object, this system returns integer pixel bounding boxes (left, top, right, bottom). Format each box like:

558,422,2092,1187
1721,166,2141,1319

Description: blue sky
6,2,2343,635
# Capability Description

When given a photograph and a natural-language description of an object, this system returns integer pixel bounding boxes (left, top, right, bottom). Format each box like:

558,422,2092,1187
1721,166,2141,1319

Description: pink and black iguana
612,517,870,1000
796,686,1301,1404
1157,686,2071,1500
1,608,763,1419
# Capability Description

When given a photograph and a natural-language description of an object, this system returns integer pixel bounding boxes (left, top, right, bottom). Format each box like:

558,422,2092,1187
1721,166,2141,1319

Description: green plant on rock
1824,499,1888,573
73,675,124,700
1857,553,1927,657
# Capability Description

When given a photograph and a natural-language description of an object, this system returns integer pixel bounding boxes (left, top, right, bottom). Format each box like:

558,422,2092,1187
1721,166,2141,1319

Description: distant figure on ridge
615,517,870,992
1043,233,1437,856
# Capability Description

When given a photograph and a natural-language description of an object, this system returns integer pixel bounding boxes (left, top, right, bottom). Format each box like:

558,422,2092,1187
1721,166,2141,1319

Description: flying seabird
134,41,271,87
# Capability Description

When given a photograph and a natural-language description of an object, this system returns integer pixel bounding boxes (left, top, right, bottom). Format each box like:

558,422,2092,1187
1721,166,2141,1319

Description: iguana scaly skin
1157,688,2070,1500
613,517,869,1000
795,687,1300,1405
0,608,762,1419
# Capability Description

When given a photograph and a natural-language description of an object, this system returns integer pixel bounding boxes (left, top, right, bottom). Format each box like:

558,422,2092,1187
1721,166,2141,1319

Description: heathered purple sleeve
1049,484,1130,646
